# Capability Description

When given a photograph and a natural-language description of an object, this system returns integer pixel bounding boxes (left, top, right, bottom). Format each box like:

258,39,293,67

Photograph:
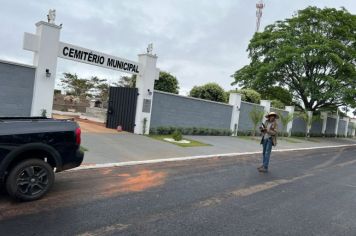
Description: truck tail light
75,127,81,145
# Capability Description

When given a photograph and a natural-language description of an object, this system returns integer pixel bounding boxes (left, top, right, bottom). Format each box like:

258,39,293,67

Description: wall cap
0,59,36,69
270,107,288,112
241,100,264,107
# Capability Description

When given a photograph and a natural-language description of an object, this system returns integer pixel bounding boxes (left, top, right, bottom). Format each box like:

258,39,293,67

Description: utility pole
256,0,265,32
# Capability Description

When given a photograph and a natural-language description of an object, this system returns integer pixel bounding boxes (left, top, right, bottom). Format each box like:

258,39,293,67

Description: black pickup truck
0,117,84,201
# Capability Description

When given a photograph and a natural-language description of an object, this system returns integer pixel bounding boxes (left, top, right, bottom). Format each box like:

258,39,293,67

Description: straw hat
265,111,279,119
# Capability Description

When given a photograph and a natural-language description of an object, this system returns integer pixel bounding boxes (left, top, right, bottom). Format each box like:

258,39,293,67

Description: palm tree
249,108,265,136
297,111,321,138
278,112,294,137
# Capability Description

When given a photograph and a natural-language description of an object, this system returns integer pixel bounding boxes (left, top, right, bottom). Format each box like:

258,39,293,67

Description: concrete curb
71,144,356,171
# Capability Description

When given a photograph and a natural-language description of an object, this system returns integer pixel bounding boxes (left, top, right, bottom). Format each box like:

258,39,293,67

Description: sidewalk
81,133,356,164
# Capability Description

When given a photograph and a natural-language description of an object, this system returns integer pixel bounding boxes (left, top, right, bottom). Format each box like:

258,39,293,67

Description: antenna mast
256,0,265,32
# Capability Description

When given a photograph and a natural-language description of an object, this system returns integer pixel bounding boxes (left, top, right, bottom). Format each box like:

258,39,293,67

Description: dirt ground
52,114,122,134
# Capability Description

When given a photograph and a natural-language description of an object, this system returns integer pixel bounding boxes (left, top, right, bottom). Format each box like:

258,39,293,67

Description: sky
0,0,355,96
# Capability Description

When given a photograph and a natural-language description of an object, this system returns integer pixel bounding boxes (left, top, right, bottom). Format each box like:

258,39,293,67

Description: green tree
114,71,179,94
89,76,108,98
96,82,110,102
258,87,293,105
232,7,356,112
116,75,136,88
155,71,180,94
297,112,321,138
61,73,94,97
190,83,227,102
236,89,261,104
90,76,107,87
249,107,265,136
271,99,285,109
278,112,294,137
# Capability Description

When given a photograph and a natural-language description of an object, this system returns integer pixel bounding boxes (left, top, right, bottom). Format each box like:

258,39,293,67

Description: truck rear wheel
6,159,55,201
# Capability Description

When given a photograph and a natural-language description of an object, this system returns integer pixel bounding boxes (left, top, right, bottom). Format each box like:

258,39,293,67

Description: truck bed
0,117,78,135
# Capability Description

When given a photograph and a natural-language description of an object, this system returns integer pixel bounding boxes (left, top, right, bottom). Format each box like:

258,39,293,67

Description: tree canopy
60,73,110,100
232,7,356,112
236,89,261,104
115,71,179,94
116,75,136,88
60,73,95,97
271,99,285,109
190,83,227,102
257,87,293,105
154,71,180,94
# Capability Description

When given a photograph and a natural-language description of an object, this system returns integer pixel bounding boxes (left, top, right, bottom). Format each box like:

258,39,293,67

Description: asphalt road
1,146,356,236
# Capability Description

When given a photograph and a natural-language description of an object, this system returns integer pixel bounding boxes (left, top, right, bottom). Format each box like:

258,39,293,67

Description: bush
277,132,289,137
237,89,261,104
309,133,323,137
271,99,285,109
236,130,255,136
189,83,227,103
150,127,232,136
291,132,306,137
150,128,157,134
172,130,183,141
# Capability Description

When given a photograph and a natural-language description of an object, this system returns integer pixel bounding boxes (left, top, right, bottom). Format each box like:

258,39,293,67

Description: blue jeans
262,137,273,169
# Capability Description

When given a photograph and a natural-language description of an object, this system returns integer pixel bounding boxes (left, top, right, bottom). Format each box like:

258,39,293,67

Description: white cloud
0,0,355,94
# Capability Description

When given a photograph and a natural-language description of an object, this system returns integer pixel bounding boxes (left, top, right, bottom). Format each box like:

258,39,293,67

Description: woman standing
258,112,279,173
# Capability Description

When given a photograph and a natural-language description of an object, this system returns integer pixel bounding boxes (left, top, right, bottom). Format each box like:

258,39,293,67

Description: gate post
344,117,350,138
229,93,242,136
134,53,159,135
23,21,61,117
321,112,328,136
335,114,340,137
285,106,295,137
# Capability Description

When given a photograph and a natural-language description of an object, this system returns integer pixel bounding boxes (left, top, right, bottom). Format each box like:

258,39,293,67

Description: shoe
257,165,264,170
258,167,268,173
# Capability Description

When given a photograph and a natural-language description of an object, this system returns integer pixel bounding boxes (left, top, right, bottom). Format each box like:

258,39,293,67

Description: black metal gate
106,87,138,132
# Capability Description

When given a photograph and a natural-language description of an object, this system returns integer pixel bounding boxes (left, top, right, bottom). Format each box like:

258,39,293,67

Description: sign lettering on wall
58,42,140,75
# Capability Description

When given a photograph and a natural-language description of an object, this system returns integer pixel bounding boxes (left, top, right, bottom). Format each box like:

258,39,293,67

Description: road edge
70,143,356,171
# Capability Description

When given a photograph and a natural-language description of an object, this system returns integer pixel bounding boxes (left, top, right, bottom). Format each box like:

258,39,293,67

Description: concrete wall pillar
285,106,295,137
335,114,340,137
307,111,313,136
352,122,356,137
344,117,350,137
260,100,271,122
229,93,242,136
321,112,328,135
134,53,159,135
24,21,61,117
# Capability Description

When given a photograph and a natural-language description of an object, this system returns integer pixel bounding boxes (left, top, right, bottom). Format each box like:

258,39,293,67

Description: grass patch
80,146,89,152
148,135,211,147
